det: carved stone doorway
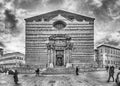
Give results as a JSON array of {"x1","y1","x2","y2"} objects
[{"x1": 56, "y1": 50, "x2": 64, "y2": 66}]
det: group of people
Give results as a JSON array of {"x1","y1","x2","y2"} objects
[
  {"x1": 76, "y1": 65, "x2": 120, "y2": 86},
  {"x1": 11, "y1": 68, "x2": 40, "y2": 85},
  {"x1": 106, "y1": 65, "x2": 120, "y2": 86},
  {"x1": 6, "y1": 66, "x2": 120, "y2": 85},
  {"x1": 106, "y1": 66, "x2": 115, "y2": 82},
  {"x1": 1, "y1": 69, "x2": 19, "y2": 84}
]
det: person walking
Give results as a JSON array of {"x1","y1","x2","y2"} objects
[
  {"x1": 107, "y1": 66, "x2": 115, "y2": 82},
  {"x1": 115, "y1": 72, "x2": 120, "y2": 86},
  {"x1": 76, "y1": 66, "x2": 79, "y2": 75},
  {"x1": 35, "y1": 68, "x2": 39, "y2": 76},
  {"x1": 13, "y1": 70, "x2": 18, "y2": 84},
  {"x1": 115, "y1": 67, "x2": 120, "y2": 86}
]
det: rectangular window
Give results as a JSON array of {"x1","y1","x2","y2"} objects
[
  {"x1": 111, "y1": 60, "x2": 113, "y2": 64},
  {"x1": 101, "y1": 48, "x2": 102, "y2": 53},
  {"x1": 111, "y1": 49, "x2": 112, "y2": 54},
  {"x1": 108, "y1": 48, "x2": 110, "y2": 53},
  {"x1": 105, "y1": 48, "x2": 106, "y2": 53}
]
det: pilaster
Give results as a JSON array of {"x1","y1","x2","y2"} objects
[
  {"x1": 64, "y1": 50, "x2": 66, "y2": 65},
  {"x1": 49, "y1": 49, "x2": 54, "y2": 68}
]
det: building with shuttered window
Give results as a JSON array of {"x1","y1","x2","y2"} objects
[
  {"x1": 0, "y1": 52, "x2": 25, "y2": 68},
  {"x1": 97, "y1": 44, "x2": 120, "y2": 67}
]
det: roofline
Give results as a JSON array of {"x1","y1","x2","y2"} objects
[
  {"x1": 24, "y1": 10, "x2": 54, "y2": 21},
  {"x1": 24, "y1": 9, "x2": 95, "y2": 21},
  {"x1": 2, "y1": 52, "x2": 24, "y2": 56},
  {"x1": 97, "y1": 44, "x2": 120, "y2": 50}
]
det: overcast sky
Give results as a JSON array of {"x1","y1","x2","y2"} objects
[{"x1": 0, "y1": 0, "x2": 120, "y2": 54}]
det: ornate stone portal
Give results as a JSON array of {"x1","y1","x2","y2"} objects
[{"x1": 47, "y1": 34, "x2": 73, "y2": 68}]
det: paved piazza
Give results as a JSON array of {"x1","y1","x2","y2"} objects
[{"x1": 0, "y1": 70, "x2": 119, "y2": 86}]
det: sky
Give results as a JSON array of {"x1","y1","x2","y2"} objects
[{"x1": 0, "y1": 0, "x2": 120, "y2": 54}]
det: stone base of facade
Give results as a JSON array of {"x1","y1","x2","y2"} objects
[
  {"x1": 48, "y1": 63, "x2": 54, "y2": 68},
  {"x1": 66, "y1": 63, "x2": 72, "y2": 68},
  {"x1": 42, "y1": 67, "x2": 75, "y2": 74}
]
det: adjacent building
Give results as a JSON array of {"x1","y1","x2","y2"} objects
[
  {"x1": 25, "y1": 10, "x2": 95, "y2": 68},
  {"x1": 0, "y1": 48, "x2": 3, "y2": 57},
  {"x1": 94, "y1": 49, "x2": 99, "y2": 66},
  {"x1": 97, "y1": 44, "x2": 120, "y2": 67},
  {"x1": 0, "y1": 52, "x2": 25, "y2": 68}
]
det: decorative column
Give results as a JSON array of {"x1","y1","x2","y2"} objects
[
  {"x1": 49, "y1": 50, "x2": 51, "y2": 63},
  {"x1": 49, "y1": 49, "x2": 54, "y2": 68},
  {"x1": 64, "y1": 50, "x2": 67, "y2": 66},
  {"x1": 69, "y1": 50, "x2": 71, "y2": 63},
  {"x1": 53, "y1": 50, "x2": 55, "y2": 66},
  {"x1": 66, "y1": 49, "x2": 72, "y2": 68},
  {"x1": 47, "y1": 50, "x2": 50, "y2": 66},
  {"x1": 68, "y1": 50, "x2": 70, "y2": 63},
  {"x1": 65, "y1": 50, "x2": 69, "y2": 63},
  {"x1": 66, "y1": 42, "x2": 73, "y2": 68},
  {"x1": 54, "y1": 50, "x2": 56, "y2": 66}
]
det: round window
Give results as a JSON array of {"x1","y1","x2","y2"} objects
[{"x1": 53, "y1": 20, "x2": 66, "y2": 30}]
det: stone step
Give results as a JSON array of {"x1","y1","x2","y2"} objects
[{"x1": 42, "y1": 67, "x2": 75, "y2": 74}]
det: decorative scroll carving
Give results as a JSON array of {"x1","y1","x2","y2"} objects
[
  {"x1": 47, "y1": 43, "x2": 55, "y2": 50},
  {"x1": 65, "y1": 42, "x2": 73, "y2": 50},
  {"x1": 47, "y1": 34, "x2": 73, "y2": 50},
  {"x1": 49, "y1": 34, "x2": 71, "y2": 41}
]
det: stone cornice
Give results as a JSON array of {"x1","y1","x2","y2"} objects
[{"x1": 25, "y1": 10, "x2": 95, "y2": 22}]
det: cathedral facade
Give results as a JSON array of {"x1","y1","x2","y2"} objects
[{"x1": 25, "y1": 10, "x2": 95, "y2": 68}]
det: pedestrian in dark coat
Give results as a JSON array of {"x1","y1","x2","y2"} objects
[
  {"x1": 13, "y1": 70, "x2": 18, "y2": 84},
  {"x1": 76, "y1": 66, "x2": 79, "y2": 75},
  {"x1": 107, "y1": 66, "x2": 115, "y2": 82},
  {"x1": 35, "y1": 68, "x2": 39, "y2": 76},
  {"x1": 115, "y1": 72, "x2": 120, "y2": 86}
]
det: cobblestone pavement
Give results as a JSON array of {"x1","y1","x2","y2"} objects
[{"x1": 0, "y1": 70, "x2": 119, "y2": 86}]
